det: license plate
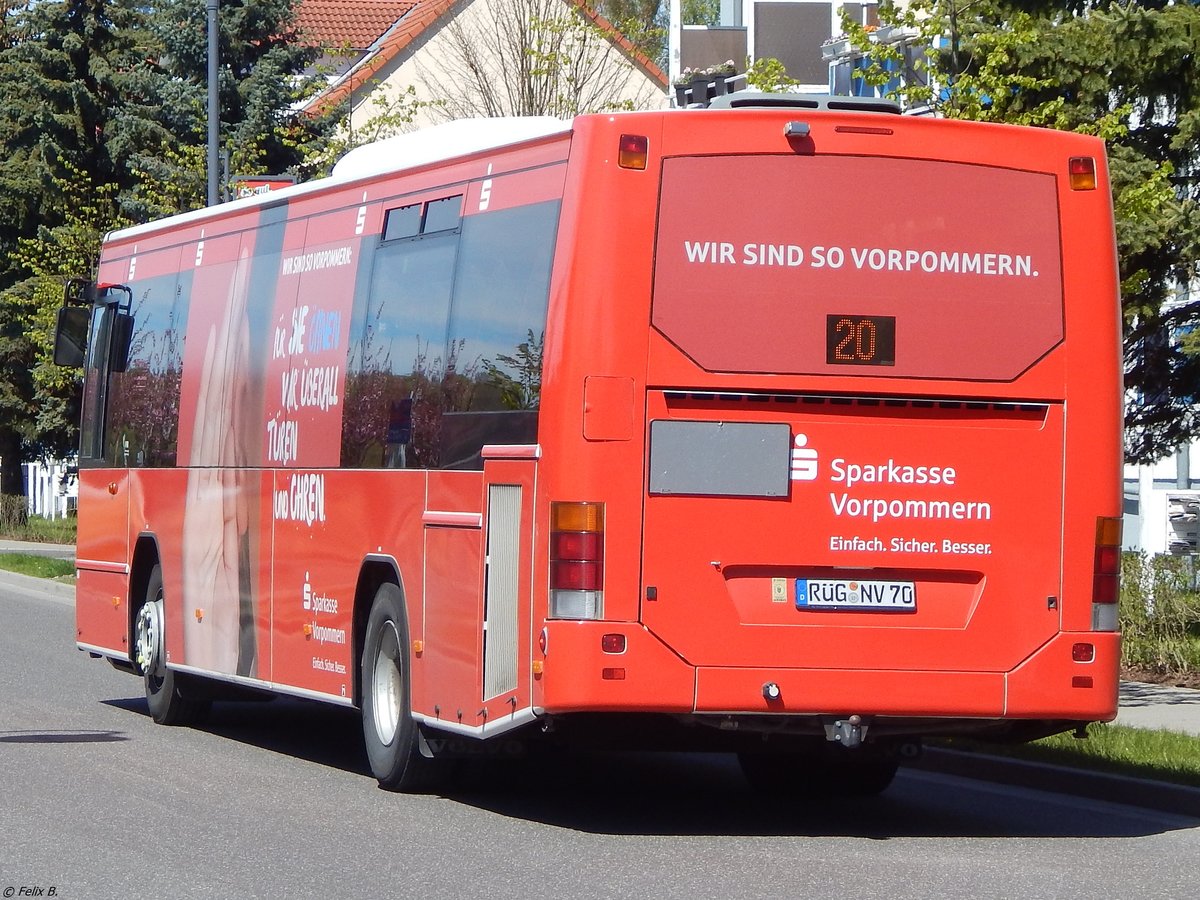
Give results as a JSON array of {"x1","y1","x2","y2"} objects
[{"x1": 795, "y1": 578, "x2": 916, "y2": 611}]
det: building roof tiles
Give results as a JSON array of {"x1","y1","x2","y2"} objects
[
  {"x1": 295, "y1": 0, "x2": 418, "y2": 51},
  {"x1": 300, "y1": 0, "x2": 667, "y2": 112}
]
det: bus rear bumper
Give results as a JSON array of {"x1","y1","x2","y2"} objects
[
  {"x1": 1005, "y1": 630, "x2": 1121, "y2": 721},
  {"x1": 539, "y1": 622, "x2": 1120, "y2": 725},
  {"x1": 694, "y1": 631, "x2": 1119, "y2": 722},
  {"x1": 694, "y1": 666, "x2": 1006, "y2": 717},
  {"x1": 538, "y1": 620, "x2": 696, "y2": 713}
]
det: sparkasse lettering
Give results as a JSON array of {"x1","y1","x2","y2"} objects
[
  {"x1": 830, "y1": 457, "x2": 956, "y2": 488},
  {"x1": 829, "y1": 494, "x2": 992, "y2": 523}
]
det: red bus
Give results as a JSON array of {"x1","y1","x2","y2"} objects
[{"x1": 57, "y1": 97, "x2": 1123, "y2": 794}]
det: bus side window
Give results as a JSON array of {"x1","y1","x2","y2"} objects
[
  {"x1": 103, "y1": 274, "x2": 189, "y2": 468},
  {"x1": 342, "y1": 225, "x2": 457, "y2": 469},
  {"x1": 439, "y1": 200, "x2": 560, "y2": 468},
  {"x1": 78, "y1": 306, "x2": 116, "y2": 462}
]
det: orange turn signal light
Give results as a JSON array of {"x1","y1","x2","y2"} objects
[
  {"x1": 551, "y1": 501, "x2": 604, "y2": 533},
  {"x1": 1069, "y1": 156, "x2": 1096, "y2": 191},
  {"x1": 618, "y1": 134, "x2": 648, "y2": 170}
]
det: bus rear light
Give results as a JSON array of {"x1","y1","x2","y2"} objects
[
  {"x1": 618, "y1": 134, "x2": 648, "y2": 170},
  {"x1": 1069, "y1": 157, "x2": 1097, "y2": 190},
  {"x1": 601, "y1": 667, "x2": 626, "y2": 680},
  {"x1": 550, "y1": 501, "x2": 604, "y2": 619},
  {"x1": 1091, "y1": 516, "x2": 1121, "y2": 631},
  {"x1": 1092, "y1": 574, "x2": 1120, "y2": 605},
  {"x1": 1072, "y1": 676, "x2": 1094, "y2": 688},
  {"x1": 550, "y1": 560, "x2": 602, "y2": 591},
  {"x1": 1072, "y1": 642, "x2": 1095, "y2": 663},
  {"x1": 601, "y1": 633, "x2": 626, "y2": 654},
  {"x1": 550, "y1": 531, "x2": 603, "y2": 560},
  {"x1": 552, "y1": 501, "x2": 604, "y2": 532}
]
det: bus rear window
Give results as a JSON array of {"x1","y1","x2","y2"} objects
[{"x1": 652, "y1": 155, "x2": 1064, "y2": 381}]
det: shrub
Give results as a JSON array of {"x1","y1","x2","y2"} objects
[
  {"x1": 0, "y1": 494, "x2": 28, "y2": 532},
  {"x1": 1120, "y1": 552, "x2": 1200, "y2": 674},
  {"x1": 0, "y1": 494, "x2": 75, "y2": 543}
]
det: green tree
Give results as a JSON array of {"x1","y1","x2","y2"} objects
[
  {"x1": 0, "y1": 0, "x2": 339, "y2": 488},
  {"x1": 19, "y1": 167, "x2": 127, "y2": 461},
  {"x1": 0, "y1": 1, "x2": 156, "y2": 281},
  {"x1": 132, "y1": 0, "x2": 339, "y2": 215},
  {"x1": 598, "y1": 0, "x2": 668, "y2": 65},
  {"x1": 680, "y1": 0, "x2": 720, "y2": 26},
  {"x1": 0, "y1": 0, "x2": 155, "y2": 492},
  {"x1": 842, "y1": 1, "x2": 1200, "y2": 463}
]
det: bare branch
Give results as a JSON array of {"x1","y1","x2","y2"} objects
[{"x1": 417, "y1": 0, "x2": 661, "y2": 119}]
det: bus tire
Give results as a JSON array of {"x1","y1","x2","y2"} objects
[
  {"x1": 738, "y1": 748, "x2": 899, "y2": 798},
  {"x1": 134, "y1": 564, "x2": 210, "y2": 726},
  {"x1": 361, "y1": 582, "x2": 448, "y2": 792}
]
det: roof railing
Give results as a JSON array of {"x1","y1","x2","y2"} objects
[{"x1": 706, "y1": 91, "x2": 901, "y2": 114}]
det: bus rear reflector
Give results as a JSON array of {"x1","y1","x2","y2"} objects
[
  {"x1": 601, "y1": 633, "x2": 626, "y2": 654},
  {"x1": 1091, "y1": 516, "x2": 1121, "y2": 631},
  {"x1": 550, "y1": 502, "x2": 604, "y2": 619},
  {"x1": 1069, "y1": 157, "x2": 1097, "y2": 190},
  {"x1": 618, "y1": 134, "x2": 648, "y2": 170}
]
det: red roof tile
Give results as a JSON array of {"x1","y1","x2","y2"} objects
[{"x1": 296, "y1": 0, "x2": 417, "y2": 50}]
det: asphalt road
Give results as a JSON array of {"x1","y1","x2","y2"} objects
[{"x1": 3, "y1": 578, "x2": 1200, "y2": 900}]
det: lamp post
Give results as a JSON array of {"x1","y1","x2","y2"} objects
[{"x1": 207, "y1": 0, "x2": 219, "y2": 206}]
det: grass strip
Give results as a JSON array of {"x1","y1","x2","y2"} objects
[
  {"x1": 0, "y1": 553, "x2": 76, "y2": 580},
  {"x1": 939, "y1": 722, "x2": 1200, "y2": 790},
  {"x1": 0, "y1": 517, "x2": 77, "y2": 544}
]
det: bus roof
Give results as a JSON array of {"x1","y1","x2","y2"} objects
[{"x1": 107, "y1": 116, "x2": 571, "y2": 244}]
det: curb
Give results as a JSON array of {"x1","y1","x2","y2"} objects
[
  {"x1": 910, "y1": 746, "x2": 1200, "y2": 819},
  {"x1": 0, "y1": 539, "x2": 75, "y2": 559}
]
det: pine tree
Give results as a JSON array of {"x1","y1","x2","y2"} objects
[
  {"x1": 0, "y1": 0, "x2": 154, "y2": 492},
  {"x1": 135, "y1": 0, "x2": 338, "y2": 213},
  {"x1": 0, "y1": 0, "x2": 338, "y2": 488}
]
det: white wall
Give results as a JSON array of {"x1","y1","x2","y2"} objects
[{"x1": 349, "y1": 0, "x2": 666, "y2": 134}]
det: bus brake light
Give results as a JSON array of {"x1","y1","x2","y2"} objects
[
  {"x1": 1091, "y1": 516, "x2": 1121, "y2": 630},
  {"x1": 618, "y1": 134, "x2": 648, "y2": 170},
  {"x1": 550, "y1": 502, "x2": 605, "y2": 619},
  {"x1": 1069, "y1": 157, "x2": 1097, "y2": 191}
]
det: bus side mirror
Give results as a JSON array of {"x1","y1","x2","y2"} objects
[
  {"x1": 111, "y1": 311, "x2": 133, "y2": 373},
  {"x1": 53, "y1": 306, "x2": 90, "y2": 368}
]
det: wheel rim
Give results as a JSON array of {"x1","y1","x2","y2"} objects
[
  {"x1": 135, "y1": 590, "x2": 165, "y2": 689},
  {"x1": 371, "y1": 620, "x2": 403, "y2": 746}
]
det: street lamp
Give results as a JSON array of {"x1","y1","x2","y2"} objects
[{"x1": 207, "y1": 0, "x2": 219, "y2": 206}]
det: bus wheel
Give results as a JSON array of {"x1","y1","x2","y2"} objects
[
  {"x1": 133, "y1": 564, "x2": 210, "y2": 726},
  {"x1": 361, "y1": 582, "x2": 448, "y2": 792},
  {"x1": 738, "y1": 748, "x2": 899, "y2": 798}
]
